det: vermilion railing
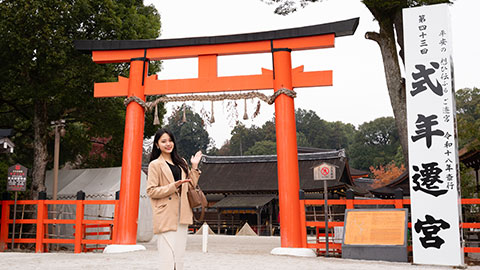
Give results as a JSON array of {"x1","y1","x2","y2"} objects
[
  {"x1": 0, "y1": 199, "x2": 119, "y2": 253},
  {"x1": 299, "y1": 198, "x2": 480, "y2": 254}
]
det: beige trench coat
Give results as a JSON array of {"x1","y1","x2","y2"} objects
[{"x1": 146, "y1": 155, "x2": 200, "y2": 234}]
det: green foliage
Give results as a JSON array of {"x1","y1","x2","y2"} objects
[
  {"x1": 325, "y1": 121, "x2": 356, "y2": 151},
  {"x1": 0, "y1": 160, "x2": 10, "y2": 197},
  {"x1": 452, "y1": 87, "x2": 480, "y2": 199},
  {"x1": 216, "y1": 109, "x2": 405, "y2": 173},
  {"x1": 456, "y1": 87, "x2": 480, "y2": 150},
  {"x1": 245, "y1": 140, "x2": 277, "y2": 155},
  {"x1": 348, "y1": 117, "x2": 402, "y2": 171},
  {"x1": 218, "y1": 109, "x2": 355, "y2": 156},
  {"x1": 295, "y1": 109, "x2": 327, "y2": 148},
  {"x1": 259, "y1": 120, "x2": 277, "y2": 142},
  {"x1": 460, "y1": 163, "x2": 476, "y2": 199},
  {"x1": 296, "y1": 132, "x2": 309, "y2": 147},
  {"x1": 164, "y1": 106, "x2": 211, "y2": 162},
  {"x1": 228, "y1": 122, "x2": 266, "y2": 156},
  {"x1": 216, "y1": 121, "x2": 276, "y2": 156},
  {"x1": 295, "y1": 109, "x2": 354, "y2": 150},
  {"x1": 456, "y1": 87, "x2": 480, "y2": 198},
  {"x1": 0, "y1": 0, "x2": 162, "y2": 195}
]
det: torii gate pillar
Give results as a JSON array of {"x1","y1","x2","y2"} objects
[
  {"x1": 272, "y1": 49, "x2": 303, "y2": 247},
  {"x1": 116, "y1": 59, "x2": 148, "y2": 244}
]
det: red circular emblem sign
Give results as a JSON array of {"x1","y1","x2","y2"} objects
[{"x1": 321, "y1": 167, "x2": 330, "y2": 176}]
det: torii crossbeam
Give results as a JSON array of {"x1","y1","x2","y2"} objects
[{"x1": 75, "y1": 17, "x2": 358, "y2": 249}]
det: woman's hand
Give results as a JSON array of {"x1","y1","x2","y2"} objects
[
  {"x1": 190, "y1": 150, "x2": 203, "y2": 169},
  {"x1": 175, "y1": 179, "x2": 192, "y2": 188}
]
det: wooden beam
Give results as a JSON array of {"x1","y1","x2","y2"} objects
[
  {"x1": 94, "y1": 76, "x2": 129, "y2": 98},
  {"x1": 91, "y1": 35, "x2": 335, "y2": 63},
  {"x1": 93, "y1": 66, "x2": 332, "y2": 97},
  {"x1": 144, "y1": 68, "x2": 273, "y2": 95}
]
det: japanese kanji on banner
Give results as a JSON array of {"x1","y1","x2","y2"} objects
[{"x1": 403, "y1": 4, "x2": 464, "y2": 266}]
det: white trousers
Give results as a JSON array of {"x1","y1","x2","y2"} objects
[{"x1": 156, "y1": 224, "x2": 188, "y2": 270}]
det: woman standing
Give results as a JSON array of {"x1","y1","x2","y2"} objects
[{"x1": 146, "y1": 128, "x2": 202, "y2": 270}]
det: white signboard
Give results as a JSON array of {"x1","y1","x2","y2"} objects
[
  {"x1": 403, "y1": 4, "x2": 463, "y2": 266},
  {"x1": 313, "y1": 163, "x2": 336, "y2": 180}
]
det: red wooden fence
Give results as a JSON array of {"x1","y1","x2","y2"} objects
[
  {"x1": 2, "y1": 197, "x2": 479, "y2": 254},
  {"x1": 0, "y1": 199, "x2": 118, "y2": 253},
  {"x1": 300, "y1": 198, "x2": 480, "y2": 255}
]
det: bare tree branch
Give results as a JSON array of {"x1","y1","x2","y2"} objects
[{"x1": 365, "y1": 31, "x2": 381, "y2": 43}]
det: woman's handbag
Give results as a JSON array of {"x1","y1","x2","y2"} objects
[{"x1": 187, "y1": 182, "x2": 207, "y2": 221}]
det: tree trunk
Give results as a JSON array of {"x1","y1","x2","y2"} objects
[
  {"x1": 365, "y1": 14, "x2": 409, "y2": 166},
  {"x1": 31, "y1": 100, "x2": 49, "y2": 200}
]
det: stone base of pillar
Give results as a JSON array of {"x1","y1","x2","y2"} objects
[
  {"x1": 103, "y1": 244, "x2": 146, "y2": 253},
  {"x1": 270, "y1": 247, "x2": 316, "y2": 257}
]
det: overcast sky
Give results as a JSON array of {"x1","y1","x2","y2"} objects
[{"x1": 143, "y1": 0, "x2": 480, "y2": 148}]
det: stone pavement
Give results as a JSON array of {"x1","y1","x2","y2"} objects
[{"x1": 0, "y1": 235, "x2": 477, "y2": 270}]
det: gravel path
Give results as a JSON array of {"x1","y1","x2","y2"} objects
[{"x1": 0, "y1": 235, "x2": 477, "y2": 270}]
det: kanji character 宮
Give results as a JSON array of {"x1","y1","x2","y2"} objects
[{"x1": 415, "y1": 215, "x2": 450, "y2": 249}]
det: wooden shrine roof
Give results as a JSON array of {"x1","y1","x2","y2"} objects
[
  {"x1": 198, "y1": 149, "x2": 357, "y2": 194},
  {"x1": 0, "y1": 129, "x2": 15, "y2": 154},
  {"x1": 369, "y1": 170, "x2": 410, "y2": 199},
  {"x1": 459, "y1": 146, "x2": 480, "y2": 170}
]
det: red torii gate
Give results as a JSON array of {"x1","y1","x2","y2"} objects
[{"x1": 75, "y1": 18, "x2": 358, "y2": 249}]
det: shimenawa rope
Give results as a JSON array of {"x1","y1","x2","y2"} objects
[{"x1": 123, "y1": 88, "x2": 297, "y2": 124}]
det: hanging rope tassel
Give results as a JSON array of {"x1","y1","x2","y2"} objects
[
  {"x1": 253, "y1": 100, "x2": 261, "y2": 118},
  {"x1": 243, "y1": 99, "x2": 248, "y2": 120},
  {"x1": 182, "y1": 104, "x2": 187, "y2": 123},
  {"x1": 210, "y1": 101, "x2": 215, "y2": 123},
  {"x1": 153, "y1": 103, "x2": 160, "y2": 125}
]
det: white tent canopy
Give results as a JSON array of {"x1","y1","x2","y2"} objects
[{"x1": 45, "y1": 167, "x2": 153, "y2": 243}]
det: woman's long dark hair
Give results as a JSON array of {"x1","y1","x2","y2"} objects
[{"x1": 149, "y1": 128, "x2": 189, "y2": 176}]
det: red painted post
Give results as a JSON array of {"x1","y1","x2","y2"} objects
[
  {"x1": 43, "y1": 203, "x2": 49, "y2": 253},
  {"x1": 35, "y1": 200, "x2": 45, "y2": 253},
  {"x1": 299, "y1": 200, "x2": 307, "y2": 248},
  {"x1": 272, "y1": 48, "x2": 303, "y2": 248},
  {"x1": 116, "y1": 59, "x2": 147, "y2": 244},
  {"x1": 74, "y1": 200, "x2": 84, "y2": 253},
  {"x1": 346, "y1": 199, "x2": 354, "y2": 209},
  {"x1": 394, "y1": 188, "x2": 403, "y2": 209},
  {"x1": 346, "y1": 189, "x2": 354, "y2": 209},
  {"x1": 0, "y1": 202, "x2": 9, "y2": 251},
  {"x1": 112, "y1": 200, "x2": 119, "y2": 243},
  {"x1": 394, "y1": 199, "x2": 403, "y2": 209}
]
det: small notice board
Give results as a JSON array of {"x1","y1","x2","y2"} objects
[
  {"x1": 7, "y1": 164, "x2": 27, "y2": 192},
  {"x1": 342, "y1": 208, "x2": 408, "y2": 262}
]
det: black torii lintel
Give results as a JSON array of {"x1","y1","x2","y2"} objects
[{"x1": 74, "y1": 18, "x2": 359, "y2": 52}]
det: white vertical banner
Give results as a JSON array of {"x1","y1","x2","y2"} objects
[{"x1": 403, "y1": 4, "x2": 464, "y2": 267}]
